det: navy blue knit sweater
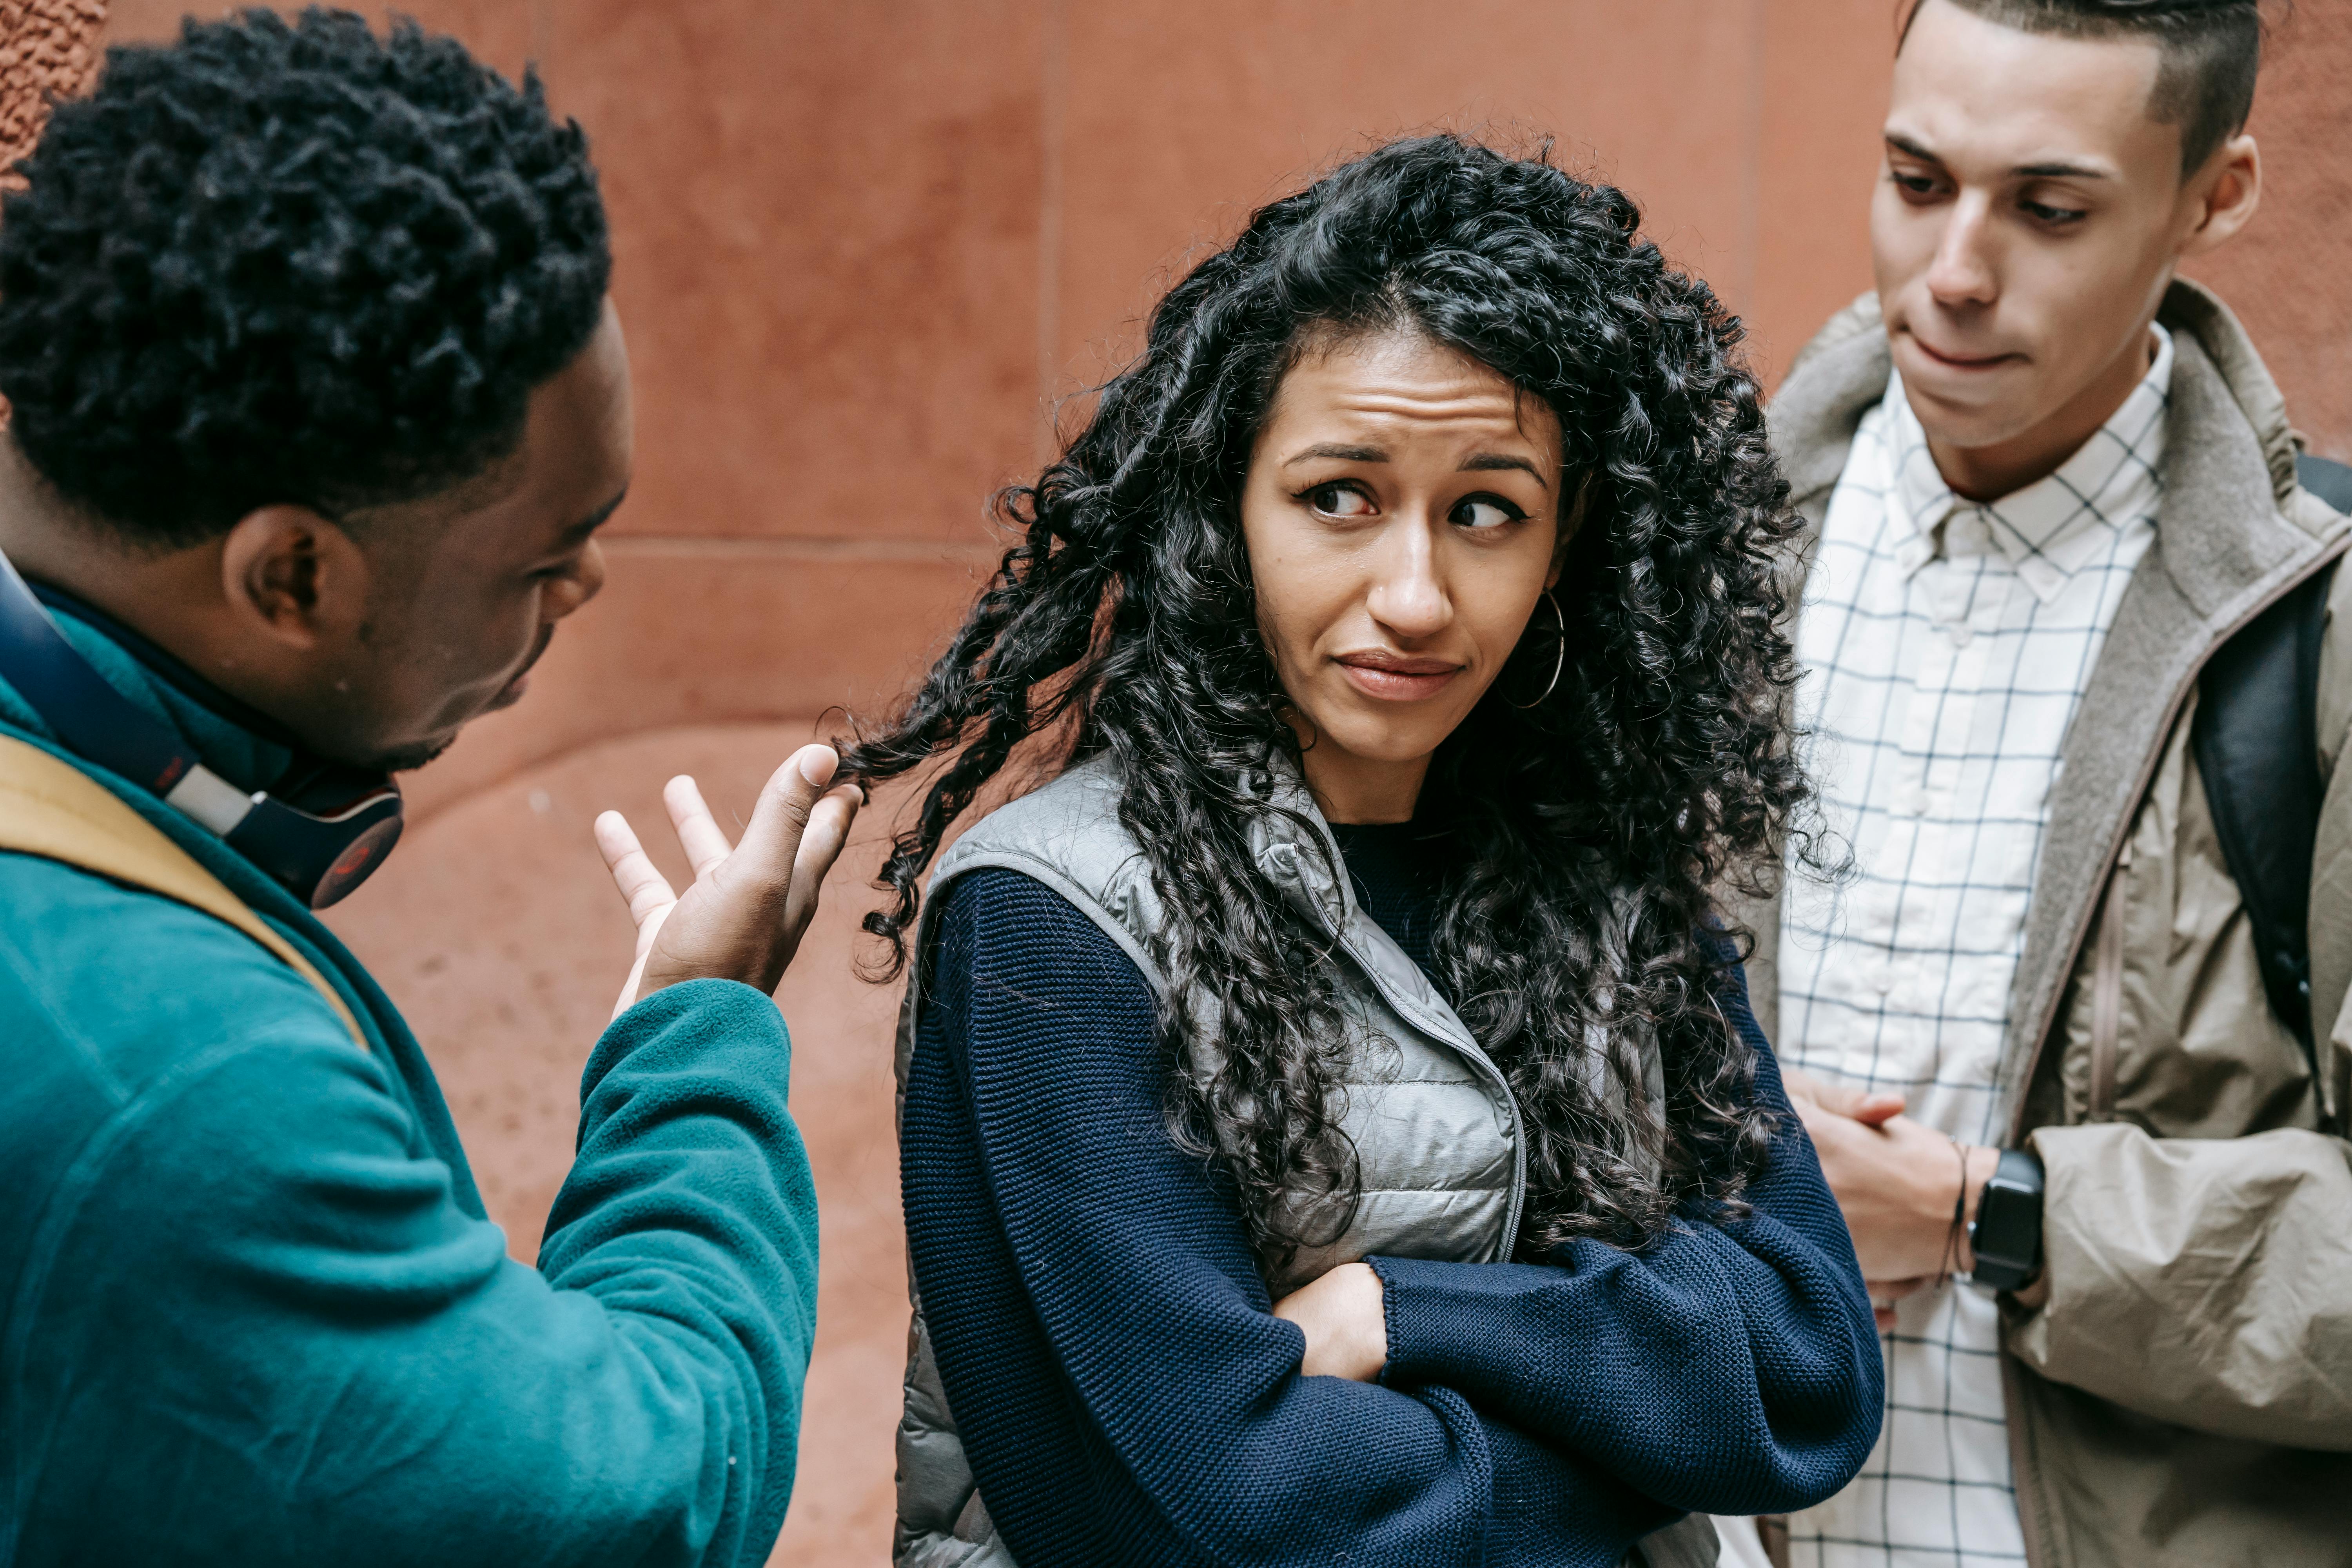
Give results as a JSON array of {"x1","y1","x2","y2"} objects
[{"x1": 901, "y1": 837, "x2": 1881, "y2": 1568}]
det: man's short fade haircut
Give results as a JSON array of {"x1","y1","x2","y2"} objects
[
  {"x1": 0, "y1": 7, "x2": 610, "y2": 548},
  {"x1": 1908, "y1": 0, "x2": 2269, "y2": 175}
]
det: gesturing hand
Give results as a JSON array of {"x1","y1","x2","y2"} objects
[
  {"x1": 1272, "y1": 1261, "x2": 1389, "y2": 1382},
  {"x1": 593, "y1": 744, "x2": 862, "y2": 1020}
]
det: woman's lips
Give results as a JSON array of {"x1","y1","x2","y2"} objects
[{"x1": 1334, "y1": 653, "x2": 1463, "y2": 702}]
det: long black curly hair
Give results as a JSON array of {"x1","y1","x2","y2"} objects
[
  {"x1": 845, "y1": 135, "x2": 1806, "y2": 1265},
  {"x1": 0, "y1": 7, "x2": 609, "y2": 547}
]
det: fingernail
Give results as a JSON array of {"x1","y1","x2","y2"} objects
[{"x1": 799, "y1": 747, "x2": 837, "y2": 786}]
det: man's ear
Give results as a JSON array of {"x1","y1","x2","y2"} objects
[
  {"x1": 2177, "y1": 132, "x2": 2261, "y2": 261},
  {"x1": 217, "y1": 505, "x2": 372, "y2": 652},
  {"x1": 1544, "y1": 471, "x2": 1594, "y2": 592}
]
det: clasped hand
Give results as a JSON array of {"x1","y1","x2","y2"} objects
[
  {"x1": 1272, "y1": 1260, "x2": 1388, "y2": 1382},
  {"x1": 1780, "y1": 1069, "x2": 2034, "y2": 1328},
  {"x1": 593, "y1": 743, "x2": 862, "y2": 1018}
]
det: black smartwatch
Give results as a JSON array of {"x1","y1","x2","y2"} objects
[{"x1": 1967, "y1": 1147, "x2": 2046, "y2": 1293}]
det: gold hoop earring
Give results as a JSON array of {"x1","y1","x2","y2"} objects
[{"x1": 1511, "y1": 590, "x2": 1566, "y2": 709}]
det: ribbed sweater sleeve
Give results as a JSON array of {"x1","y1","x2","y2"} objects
[
  {"x1": 1373, "y1": 960, "x2": 1884, "y2": 1517},
  {"x1": 902, "y1": 869, "x2": 1672, "y2": 1568}
]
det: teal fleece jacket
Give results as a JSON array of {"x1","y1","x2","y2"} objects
[{"x1": 0, "y1": 606, "x2": 820, "y2": 1566}]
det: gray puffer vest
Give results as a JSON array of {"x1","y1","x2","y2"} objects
[{"x1": 891, "y1": 755, "x2": 1717, "y2": 1568}]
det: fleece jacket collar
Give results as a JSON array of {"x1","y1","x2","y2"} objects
[{"x1": 0, "y1": 587, "x2": 298, "y2": 798}]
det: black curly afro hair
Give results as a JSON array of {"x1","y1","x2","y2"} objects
[{"x1": 0, "y1": 7, "x2": 610, "y2": 548}]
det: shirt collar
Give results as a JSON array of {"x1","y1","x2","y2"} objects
[{"x1": 1886, "y1": 322, "x2": 2173, "y2": 603}]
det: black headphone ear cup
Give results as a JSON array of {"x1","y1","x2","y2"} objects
[
  {"x1": 226, "y1": 786, "x2": 405, "y2": 908},
  {"x1": 311, "y1": 809, "x2": 404, "y2": 909}
]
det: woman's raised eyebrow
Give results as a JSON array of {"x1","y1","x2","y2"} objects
[
  {"x1": 1461, "y1": 452, "x2": 1549, "y2": 486},
  {"x1": 1283, "y1": 442, "x2": 1388, "y2": 466}
]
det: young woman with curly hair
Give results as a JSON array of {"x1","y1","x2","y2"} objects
[{"x1": 847, "y1": 136, "x2": 1882, "y2": 1568}]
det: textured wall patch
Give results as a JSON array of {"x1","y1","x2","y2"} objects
[{"x1": 2, "y1": 0, "x2": 106, "y2": 186}]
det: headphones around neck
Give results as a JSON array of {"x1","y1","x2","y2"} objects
[{"x1": 0, "y1": 545, "x2": 402, "y2": 908}]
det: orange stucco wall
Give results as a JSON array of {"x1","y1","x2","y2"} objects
[
  {"x1": 92, "y1": 0, "x2": 2352, "y2": 822},
  {"x1": 1, "y1": 1, "x2": 104, "y2": 174},
  {"x1": 44, "y1": 4, "x2": 2352, "y2": 1562}
]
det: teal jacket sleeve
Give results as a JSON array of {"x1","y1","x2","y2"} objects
[{"x1": 7, "y1": 971, "x2": 818, "y2": 1568}]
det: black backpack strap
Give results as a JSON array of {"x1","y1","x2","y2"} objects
[
  {"x1": 2191, "y1": 454, "x2": 2352, "y2": 1093},
  {"x1": 2302, "y1": 453, "x2": 2352, "y2": 515}
]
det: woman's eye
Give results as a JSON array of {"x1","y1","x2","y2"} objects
[
  {"x1": 1450, "y1": 495, "x2": 1525, "y2": 530},
  {"x1": 1304, "y1": 483, "x2": 1374, "y2": 518},
  {"x1": 1891, "y1": 171, "x2": 1941, "y2": 200}
]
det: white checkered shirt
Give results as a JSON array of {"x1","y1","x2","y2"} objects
[{"x1": 1776, "y1": 328, "x2": 2174, "y2": 1567}]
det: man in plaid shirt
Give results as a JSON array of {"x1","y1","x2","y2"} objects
[{"x1": 1720, "y1": 2, "x2": 2352, "y2": 1566}]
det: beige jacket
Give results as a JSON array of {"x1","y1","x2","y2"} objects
[{"x1": 1748, "y1": 280, "x2": 2352, "y2": 1567}]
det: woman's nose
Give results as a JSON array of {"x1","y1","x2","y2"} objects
[{"x1": 1365, "y1": 524, "x2": 1452, "y2": 640}]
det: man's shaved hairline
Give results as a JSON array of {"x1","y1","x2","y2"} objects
[{"x1": 1895, "y1": 0, "x2": 2271, "y2": 176}]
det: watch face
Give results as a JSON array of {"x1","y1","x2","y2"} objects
[{"x1": 1970, "y1": 1156, "x2": 2045, "y2": 1291}]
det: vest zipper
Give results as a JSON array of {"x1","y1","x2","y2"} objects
[
  {"x1": 1328, "y1": 926, "x2": 1530, "y2": 1253},
  {"x1": 1283, "y1": 804, "x2": 1532, "y2": 1254}
]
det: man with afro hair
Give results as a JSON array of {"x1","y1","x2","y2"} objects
[{"x1": 0, "y1": 11, "x2": 857, "y2": 1564}]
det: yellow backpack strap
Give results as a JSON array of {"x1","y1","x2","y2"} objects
[{"x1": 0, "y1": 734, "x2": 370, "y2": 1052}]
